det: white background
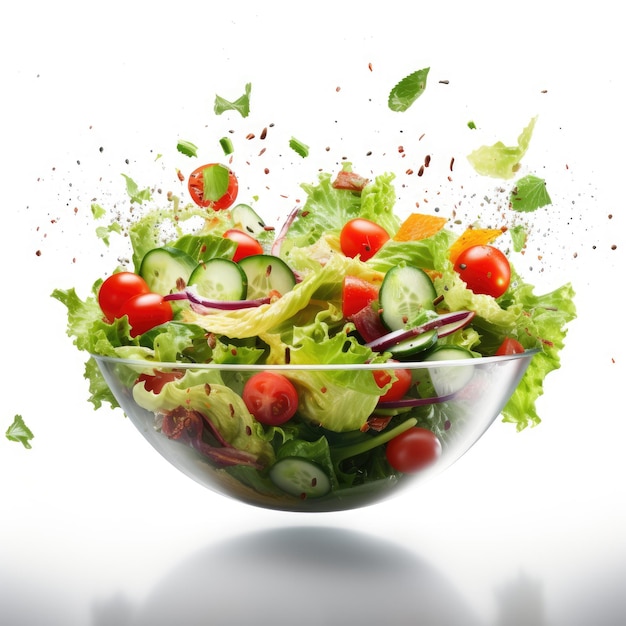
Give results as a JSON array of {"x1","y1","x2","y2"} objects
[{"x1": 1, "y1": 2, "x2": 624, "y2": 624}]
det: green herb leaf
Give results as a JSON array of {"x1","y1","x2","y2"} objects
[
  {"x1": 121, "y1": 174, "x2": 152, "y2": 204},
  {"x1": 510, "y1": 174, "x2": 552, "y2": 212},
  {"x1": 220, "y1": 136, "x2": 234, "y2": 155},
  {"x1": 467, "y1": 120, "x2": 476, "y2": 129},
  {"x1": 289, "y1": 137, "x2": 309, "y2": 158},
  {"x1": 6, "y1": 415, "x2": 34, "y2": 449},
  {"x1": 202, "y1": 164, "x2": 229, "y2": 202},
  {"x1": 177, "y1": 140, "x2": 198, "y2": 158},
  {"x1": 214, "y1": 83, "x2": 252, "y2": 118},
  {"x1": 509, "y1": 224, "x2": 527, "y2": 252},
  {"x1": 388, "y1": 67, "x2": 430, "y2": 112}
]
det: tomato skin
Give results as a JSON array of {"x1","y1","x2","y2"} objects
[
  {"x1": 188, "y1": 163, "x2": 238, "y2": 210},
  {"x1": 496, "y1": 337, "x2": 525, "y2": 356},
  {"x1": 136, "y1": 371, "x2": 184, "y2": 394},
  {"x1": 340, "y1": 218, "x2": 390, "y2": 261},
  {"x1": 332, "y1": 170, "x2": 369, "y2": 191},
  {"x1": 98, "y1": 272, "x2": 150, "y2": 322},
  {"x1": 223, "y1": 229, "x2": 264, "y2": 262},
  {"x1": 386, "y1": 427, "x2": 442, "y2": 473},
  {"x1": 454, "y1": 245, "x2": 511, "y2": 298},
  {"x1": 118, "y1": 292, "x2": 174, "y2": 337},
  {"x1": 373, "y1": 364, "x2": 412, "y2": 403},
  {"x1": 242, "y1": 372, "x2": 299, "y2": 426},
  {"x1": 342, "y1": 275, "x2": 380, "y2": 318}
]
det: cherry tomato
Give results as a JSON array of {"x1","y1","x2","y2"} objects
[
  {"x1": 98, "y1": 272, "x2": 150, "y2": 322},
  {"x1": 342, "y1": 275, "x2": 380, "y2": 318},
  {"x1": 136, "y1": 370, "x2": 184, "y2": 394},
  {"x1": 454, "y1": 245, "x2": 511, "y2": 298},
  {"x1": 495, "y1": 337, "x2": 525, "y2": 356},
  {"x1": 340, "y1": 218, "x2": 390, "y2": 261},
  {"x1": 118, "y1": 292, "x2": 174, "y2": 337},
  {"x1": 188, "y1": 163, "x2": 238, "y2": 210},
  {"x1": 223, "y1": 229, "x2": 264, "y2": 262},
  {"x1": 373, "y1": 363, "x2": 412, "y2": 403},
  {"x1": 386, "y1": 427, "x2": 442, "y2": 473},
  {"x1": 242, "y1": 372, "x2": 299, "y2": 426}
]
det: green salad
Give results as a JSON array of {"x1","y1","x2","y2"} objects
[{"x1": 53, "y1": 161, "x2": 576, "y2": 505}]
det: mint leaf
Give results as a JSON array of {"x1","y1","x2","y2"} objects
[
  {"x1": 214, "y1": 83, "x2": 252, "y2": 118},
  {"x1": 177, "y1": 140, "x2": 198, "y2": 158},
  {"x1": 388, "y1": 67, "x2": 430, "y2": 112},
  {"x1": 121, "y1": 174, "x2": 152, "y2": 204},
  {"x1": 510, "y1": 174, "x2": 552, "y2": 212},
  {"x1": 509, "y1": 224, "x2": 527, "y2": 252},
  {"x1": 6, "y1": 415, "x2": 34, "y2": 449}
]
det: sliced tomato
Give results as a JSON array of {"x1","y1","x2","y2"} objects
[
  {"x1": 223, "y1": 229, "x2": 264, "y2": 262},
  {"x1": 188, "y1": 163, "x2": 238, "y2": 210},
  {"x1": 342, "y1": 275, "x2": 380, "y2": 318},
  {"x1": 332, "y1": 170, "x2": 370, "y2": 192},
  {"x1": 373, "y1": 363, "x2": 413, "y2": 403},
  {"x1": 242, "y1": 372, "x2": 299, "y2": 426},
  {"x1": 136, "y1": 370, "x2": 184, "y2": 394},
  {"x1": 495, "y1": 337, "x2": 525, "y2": 356}
]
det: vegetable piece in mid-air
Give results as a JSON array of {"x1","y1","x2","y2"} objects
[
  {"x1": 453, "y1": 244, "x2": 511, "y2": 298},
  {"x1": 188, "y1": 163, "x2": 239, "y2": 210}
]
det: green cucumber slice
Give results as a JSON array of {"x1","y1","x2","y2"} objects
[
  {"x1": 139, "y1": 246, "x2": 197, "y2": 295},
  {"x1": 389, "y1": 329, "x2": 438, "y2": 359},
  {"x1": 269, "y1": 457, "x2": 331, "y2": 499},
  {"x1": 231, "y1": 203, "x2": 266, "y2": 237},
  {"x1": 421, "y1": 346, "x2": 475, "y2": 396},
  {"x1": 188, "y1": 258, "x2": 248, "y2": 300},
  {"x1": 379, "y1": 265, "x2": 437, "y2": 331},
  {"x1": 238, "y1": 254, "x2": 296, "y2": 299}
]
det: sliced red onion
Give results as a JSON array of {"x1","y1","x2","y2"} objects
[
  {"x1": 377, "y1": 392, "x2": 457, "y2": 409},
  {"x1": 365, "y1": 310, "x2": 475, "y2": 353},
  {"x1": 271, "y1": 206, "x2": 300, "y2": 257},
  {"x1": 164, "y1": 288, "x2": 271, "y2": 311}
]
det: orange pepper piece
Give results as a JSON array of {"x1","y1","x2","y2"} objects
[
  {"x1": 448, "y1": 227, "x2": 504, "y2": 264},
  {"x1": 393, "y1": 213, "x2": 448, "y2": 242}
]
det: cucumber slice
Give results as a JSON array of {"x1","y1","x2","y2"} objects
[
  {"x1": 238, "y1": 254, "x2": 296, "y2": 299},
  {"x1": 269, "y1": 457, "x2": 331, "y2": 499},
  {"x1": 379, "y1": 265, "x2": 437, "y2": 331},
  {"x1": 389, "y1": 329, "x2": 438, "y2": 359},
  {"x1": 421, "y1": 346, "x2": 475, "y2": 396},
  {"x1": 188, "y1": 258, "x2": 248, "y2": 300},
  {"x1": 139, "y1": 246, "x2": 197, "y2": 295},
  {"x1": 231, "y1": 203, "x2": 266, "y2": 237}
]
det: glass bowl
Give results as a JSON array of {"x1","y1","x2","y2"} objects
[{"x1": 93, "y1": 351, "x2": 536, "y2": 512}]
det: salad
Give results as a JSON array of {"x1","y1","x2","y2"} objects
[{"x1": 53, "y1": 160, "x2": 576, "y2": 507}]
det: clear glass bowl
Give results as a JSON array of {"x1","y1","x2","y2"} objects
[{"x1": 93, "y1": 351, "x2": 536, "y2": 512}]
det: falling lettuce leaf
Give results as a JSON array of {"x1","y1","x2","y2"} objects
[
  {"x1": 95, "y1": 222, "x2": 122, "y2": 247},
  {"x1": 6, "y1": 415, "x2": 34, "y2": 449},
  {"x1": 289, "y1": 137, "x2": 310, "y2": 158},
  {"x1": 121, "y1": 174, "x2": 152, "y2": 204},
  {"x1": 177, "y1": 140, "x2": 198, "y2": 158},
  {"x1": 91, "y1": 203, "x2": 106, "y2": 219},
  {"x1": 214, "y1": 83, "x2": 252, "y2": 118},
  {"x1": 510, "y1": 174, "x2": 552, "y2": 212},
  {"x1": 388, "y1": 67, "x2": 430, "y2": 112},
  {"x1": 509, "y1": 224, "x2": 527, "y2": 252},
  {"x1": 467, "y1": 116, "x2": 537, "y2": 179}
]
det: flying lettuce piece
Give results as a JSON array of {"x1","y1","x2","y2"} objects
[
  {"x1": 509, "y1": 174, "x2": 552, "y2": 212},
  {"x1": 5, "y1": 415, "x2": 34, "y2": 449},
  {"x1": 214, "y1": 83, "x2": 252, "y2": 118},
  {"x1": 467, "y1": 116, "x2": 537, "y2": 179}
]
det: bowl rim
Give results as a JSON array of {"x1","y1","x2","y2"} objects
[{"x1": 90, "y1": 348, "x2": 540, "y2": 371}]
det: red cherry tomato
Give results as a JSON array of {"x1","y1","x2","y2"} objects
[
  {"x1": 242, "y1": 372, "x2": 299, "y2": 426},
  {"x1": 98, "y1": 272, "x2": 150, "y2": 322},
  {"x1": 223, "y1": 229, "x2": 264, "y2": 262},
  {"x1": 495, "y1": 337, "x2": 525, "y2": 356},
  {"x1": 341, "y1": 275, "x2": 380, "y2": 318},
  {"x1": 118, "y1": 292, "x2": 174, "y2": 337},
  {"x1": 386, "y1": 427, "x2": 442, "y2": 473},
  {"x1": 340, "y1": 218, "x2": 390, "y2": 261},
  {"x1": 453, "y1": 245, "x2": 511, "y2": 298},
  {"x1": 188, "y1": 163, "x2": 238, "y2": 210},
  {"x1": 373, "y1": 364, "x2": 412, "y2": 403}
]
